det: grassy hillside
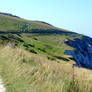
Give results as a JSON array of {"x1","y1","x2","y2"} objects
[
  {"x1": 0, "y1": 15, "x2": 26, "y2": 32},
  {"x1": 0, "y1": 14, "x2": 67, "y2": 32},
  {"x1": 0, "y1": 14, "x2": 82, "y2": 61},
  {"x1": 0, "y1": 14, "x2": 89, "y2": 92},
  {"x1": 0, "y1": 33, "x2": 82, "y2": 62},
  {"x1": 0, "y1": 45, "x2": 92, "y2": 92}
]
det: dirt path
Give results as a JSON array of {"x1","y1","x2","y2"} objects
[{"x1": 0, "y1": 78, "x2": 6, "y2": 92}]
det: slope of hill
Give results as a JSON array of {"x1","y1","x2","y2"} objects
[
  {"x1": 0, "y1": 13, "x2": 92, "y2": 91},
  {"x1": 0, "y1": 14, "x2": 82, "y2": 62},
  {"x1": 0, "y1": 45, "x2": 92, "y2": 92},
  {"x1": 0, "y1": 14, "x2": 75, "y2": 32}
]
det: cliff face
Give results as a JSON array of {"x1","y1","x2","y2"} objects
[{"x1": 64, "y1": 36, "x2": 92, "y2": 69}]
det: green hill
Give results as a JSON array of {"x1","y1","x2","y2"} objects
[
  {"x1": 1, "y1": 13, "x2": 90, "y2": 92},
  {"x1": 0, "y1": 14, "x2": 82, "y2": 62},
  {"x1": 0, "y1": 14, "x2": 67, "y2": 32}
]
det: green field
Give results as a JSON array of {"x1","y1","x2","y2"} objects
[{"x1": 0, "y1": 14, "x2": 82, "y2": 61}]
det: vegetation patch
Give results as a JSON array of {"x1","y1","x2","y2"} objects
[{"x1": 0, "y1": 46, "x2": 91, "y2": 92}]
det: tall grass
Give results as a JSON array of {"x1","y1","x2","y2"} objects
[{"x1": 0, "y1": 45, "x2": 92, "y2": 92}]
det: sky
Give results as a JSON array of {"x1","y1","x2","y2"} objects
[{"x1": 0, "y1": 0, "x2": 92, "y2": 37}]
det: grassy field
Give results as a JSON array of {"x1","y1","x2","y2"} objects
[
  {"x1": 0, "y1": 45, "x2": 92, "y2": 92},
  {"x1": 0, "y1": 33, "x2": 78, "y2": 62},
  {"x1": 0, "y1": 15, "x2": 68, "y2": 32},
  {"x1": 0, "y1": 15, "x2": 26, "y2": 32},
  {"x1": 0, "y1": 14, "x2": 82, "y2": 61}
]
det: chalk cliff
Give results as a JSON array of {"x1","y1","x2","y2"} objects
[{"x1": 64, "y1": 36, "x2": 92, "y2": 69}]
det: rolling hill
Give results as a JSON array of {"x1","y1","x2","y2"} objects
[
  {"x1": 0, "y1": 13, "x2": 82, "y2": 62},
  {"x1": 0, "y1": 13, "x2": 92, "y2": 92}
]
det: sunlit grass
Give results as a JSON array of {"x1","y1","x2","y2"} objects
[{"x1": 0, "y1": 45, "x2": 92, "y2": 92}]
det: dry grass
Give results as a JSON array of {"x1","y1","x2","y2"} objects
[{"x1": 0, "y1": 45, "x2": 92, "y2": 92}]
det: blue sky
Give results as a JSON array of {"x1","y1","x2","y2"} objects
[{"x1": 0, "y1": 0, "x2": 92, "y2": 37}]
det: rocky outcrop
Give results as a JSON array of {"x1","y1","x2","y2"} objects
[{"x1": 64, "y1": 36, "x2": 92, "y2": 69}]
